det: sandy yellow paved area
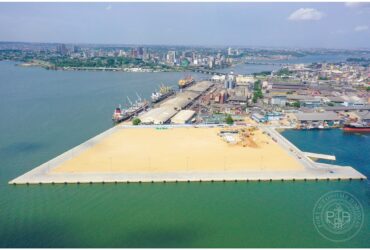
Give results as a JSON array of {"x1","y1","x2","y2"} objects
[{"x1": 53, "y1": 127, "x2": 304, "y2": 173}]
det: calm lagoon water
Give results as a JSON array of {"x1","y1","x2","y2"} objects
[{"x1": 0, "y1": 61, "x2": 369, "y2": 247}]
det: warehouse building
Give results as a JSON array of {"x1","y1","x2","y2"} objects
[
  {"x1": 350, "y1": 111, "x2": 370, "y2": 124},
  {"x1": 139, "y1": 107, "x2": 177, "y2": 125},
  {"x1": 290, "y1": 111, "x2": 342, "y2": 126},
  {"x1": 171, "y1": 110, "x2": 196, "y2": 124},
  {"x1": 161, "y1": 91, "x2": 200, "y2": 110},
  {"x1": 186, "y1": 81, "x2": 214, "y2": 93}
]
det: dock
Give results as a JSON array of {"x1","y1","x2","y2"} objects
[
  {"x1": 9, "y1": 124, "x2": 366, "y2": 185},
  {"x1": 303, "y1": 152, "x2": 336, "y2": 161}
]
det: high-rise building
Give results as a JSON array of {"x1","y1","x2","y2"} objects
[
  {"x1": 131, "y1": 48, "x2": 138, "y2": 58},
  {"x1": 227, "y1": 47, "x2": 233, "y2": 56},
  {"x1": 137, "y1": 47, "x2": 144, "y2": 58},
  {"x1": 56, "y1": 44, "x2": 68, "y2": 56},
  {"x1": 208, "y1": 56, "x2": 214, "y2": 69},
  {"x1": 224, "y1": 72, "x2": 236, "y2": 89},
  {"x1": 73, "y1": 46, "x2": 80, "y2": 53},
  {"x1": 118, "y1": 50, "x2": 126, "y2": 57},
  {"x1": 166, "y1": 51, "x2": 176, "y2": 65}
]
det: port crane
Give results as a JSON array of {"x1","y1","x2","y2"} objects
[
  {"x1": 135, "y1": 92, "x2": 142, "y2": 102},
  {"x1": 127, "y1": 96, "x2": 133, "y2": 106}
]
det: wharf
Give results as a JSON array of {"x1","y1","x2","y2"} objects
[{"x1": 9, "y1": 124, "x2": 366, "y2": 185}]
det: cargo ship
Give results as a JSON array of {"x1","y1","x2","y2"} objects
[
  {"x1": 112, "y1": 97, "x2": 148, "y2": 124},
  {"x1": 151, "y1": 85, "x2": 175, "y2": 103},
  {"x1": 178, "y1": 76, "x2": 195, "y2": 89},
  {"x1": 343, "y1": 123, "x2": 370, "y2": 132},
  {"x1": 112, "y1": 106, "x2": 127, "y2": 123}
]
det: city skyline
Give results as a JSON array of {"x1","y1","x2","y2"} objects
[{"x1": 0, "y1": 2, "x2": 370, "y2": 49}]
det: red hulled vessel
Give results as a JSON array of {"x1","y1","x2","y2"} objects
[{"x1": 343, "y1": 123, "x2": 370, "y2": 132}]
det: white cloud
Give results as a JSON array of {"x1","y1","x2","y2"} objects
[
  {"x1": 345, "y1": 2, "x2": 361, "y2": 8},
  {"x1": 288, "y1": 8, "x2": 324, "y2": 21},
  {"x1": 105, "y1": 5, "x2": 112, "y2": 11},
  {"x1": 354, "y1": 25, "x2": 368, "y2": 32},
  {"x1": 345, "y1": 2, "x2": 370, "y2": 8},
  {"x1": 331, "y1": 29, "x2": 346, "y2": 35}
]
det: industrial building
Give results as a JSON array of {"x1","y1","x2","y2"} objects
[
  {"x1": 350, "y1": 111, "x2": 370, "y2": 124},
  {"x1": 290, "y1": 111, "x2": 342, "y2": 124},
  {"x1": 186, "y1": 81, "x2": 214, "y2": 93},
  {"x1": 161, "y1": 91, "x2": 200, "y2": 110},
  {"x1": 270, "y1": 95, "x2": 287, "y2": 107},
  {"x1": 139, "y1": 81, "x2": 213, "y2": 125},
  {"x1": 139, "y1": 107, "x2": 177, "y2": 125},
  {"x1": 170, "y1": 110, "x2": 196, "y2": 124}
]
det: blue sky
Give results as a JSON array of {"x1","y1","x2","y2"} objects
[{"x1": 0, "y1": 2, "x2": 369, "y2": 48}]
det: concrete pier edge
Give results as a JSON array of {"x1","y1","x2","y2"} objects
[{"x1": 9, "y1": 125, "x2": 367, "y2": 185}]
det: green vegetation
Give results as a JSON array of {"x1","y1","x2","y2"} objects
[
  {"x1": 347, "y1": 57, "x2": 370, "y2": 67},
  {"x1": 319, "y1": 76, "x2": 329, "y2": 81},
  {"x1": 253, "y1": 71, "x2": 271, "y2": 77},
  {"x1": 366, "y1": 86, "x2": 370, "y2": 92},
  {"x1": 276, "y1": 68, "x2": 293, "y2": 76},
  {"x1": 48, "y1": 56, "x2": 171, "y2": 70},
  {"x1": 252, "y1": 80, "x2": 263, "y2": 103},
  {"x1": 291, "y1": 101, "x2": 300, "y2": 108},
  {"x1": 225, "y1": 115, "x2": 234, "y2": 125},
  {"x1": 327, "y1": 102, "x2": 334, "y2": 106},
  {"x1": 132, "y1": 118, "x2": 141, "y2": 126}
]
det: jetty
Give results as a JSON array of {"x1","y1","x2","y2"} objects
[{"x1": 303, "y1": 152, "x2": 336, "y2": 161}]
